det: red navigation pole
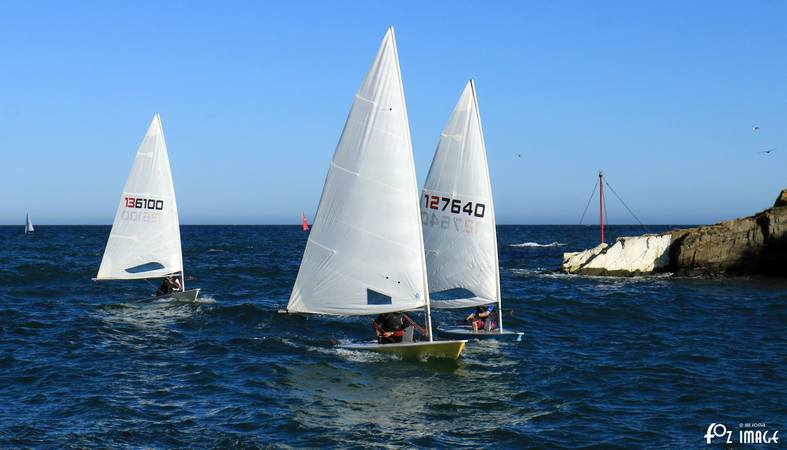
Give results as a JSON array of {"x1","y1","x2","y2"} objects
[{"x1": 599, "y1": 170, "x2": 605, "y2": 244}]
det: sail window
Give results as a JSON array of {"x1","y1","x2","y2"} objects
[
  {"x1": 367, "y1": 289, "x2": 392, "y2": 305},
  {"x1": 125, "y1": 262, "x2": 165, "y2": 274},
  {"x1": 431, "y1": 288, "x2": 477, "y2": 300}
]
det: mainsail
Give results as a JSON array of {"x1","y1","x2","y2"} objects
[
  {"x1": 420, "y1": 80, "x2": 500, "y2": 309},
  {"x1": 25, "y1": 213, "x2": 34, "y2": 233},
  {"x1": 95, "y1": 114, "x2": 183, "y2": 280},
  {"x1": 287, "y1": 28, "x2": 429, "y2": 316}
]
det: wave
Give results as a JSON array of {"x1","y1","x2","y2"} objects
[
  {"x1": 508, "y1": 242, "x2": 566, "y2": 248},
  {"x1": 510, "y1": 267, "x2": 674, "y2": 280}
]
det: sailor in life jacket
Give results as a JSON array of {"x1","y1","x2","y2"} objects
[
  {"x1": 466, "y1": 304, "x2": 497, "y2": 332},
  {"x1": 373, "y1": 312, "x2": 406, "y2": 344},
  {"x1": 156, "y1": 275, "x2": 182, "y2": 297}
]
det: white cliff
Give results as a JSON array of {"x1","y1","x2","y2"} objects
[{"x1": 562, "y1": 234, "x2": 672, "y2": 276}]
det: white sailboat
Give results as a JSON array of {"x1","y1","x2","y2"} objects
[
  {"x1": 94, "y1": 114, "x2": 199, "y2": 302},
  {"x1": 421, "y1": 80, "x2": 522, "y2": 340},
  {"x1": 284, "y1": 28, "x2": 467, "y2": 359},
  {"x1": 25, "y1": 213, "x2": 34, "y2": 234}
]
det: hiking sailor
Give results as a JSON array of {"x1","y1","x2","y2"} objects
[
  {"x1": 155, "y1": 275, "x2": 182, "y2": 297},
  {"x1": 373, "y1": 312, "x2": 407, "y2": 344},
  {"x1": 466, "y1": 304, "x2": 497, "y2": 332}
]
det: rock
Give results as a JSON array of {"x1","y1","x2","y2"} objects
[
  {"x1": 562, "y1": 234, "x2": 671, "y2": 276},
  {"x1": 669, "y1": 203, "x2": 787, "y2": 276},
  {"x1": 775, "y1": 189, "x2": 787, "y2": 207},
  {"x1": 562, "y1": 188, "x2": 787, "y2": 278},
  {"x1": 562, "y1": 243, "x2": 608, "y2": 273}
]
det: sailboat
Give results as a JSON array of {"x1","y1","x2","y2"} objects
[
  {"x1": 25, "y1": 213, "x2": 34, "y2": 234},
  {"x1": 301, "y1": 212, "x2": 309, "y2": 231},
  {"x1": 283, "y1": 28, "x2": 467, "y2": 359},
  {"x1": 421, "y1": 80, "x2": 522, "y2": 341},
  {"x1": 94, "y1": 114, "x2": 200, "y2": 302}
]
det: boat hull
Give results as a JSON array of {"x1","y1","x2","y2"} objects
[
  {"x1": 438, "y1": 326, "x2": 523, "y2": 341},
  {"x1": 150, "y1": 288, "x2": 201, "y2": 302},
  {"x1": 339, "y1": 339, "x2": 467, "y2": 360}
]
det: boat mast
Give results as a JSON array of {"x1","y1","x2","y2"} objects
[
  {"x1": 599, "y1": 170, "x2": 605, "y2": 244},
  {"x1": 470, "y1": 79, "x2": 504, "y2": 333},
  {"x1": 388, "y1": 26, "x2": 434, "y2": 342},
  {"x1": 157, "y1": 113, "x2": 185, "y2": 292}
]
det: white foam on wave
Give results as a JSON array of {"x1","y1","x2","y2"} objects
[
  {"x1": 334, "y1": 346, "x2": 393, "y2": 363},
  {"x1": 509, "y1": 242, "x2": 567, "y2": 248},
  {"x1": 193, "y1": 295, "x2": 217, "y2": 304},
  {"x1": 282, "y1": 337, "x2": 395, "y2": 363},
  {"x1": 510, "y1": 267, "x2": 674, "y2": 281}
]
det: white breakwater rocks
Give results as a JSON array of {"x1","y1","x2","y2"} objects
[{"x1": 562, "y1": 234, "x2": 672, "y2": 276}]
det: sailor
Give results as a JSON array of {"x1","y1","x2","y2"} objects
[
  {"x1": 155, "y1": 275, "x2": 182, "y2": 296},
  {"x1": 373, "y1": 312, "x2": 406, "y2": 344},
  {"x1": 466, "y1": 304, "x2": 496, "y2": 332}
]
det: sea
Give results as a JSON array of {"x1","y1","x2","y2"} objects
[{"x1": 1, "y1": 225, "x2": 785, "y2": 449}]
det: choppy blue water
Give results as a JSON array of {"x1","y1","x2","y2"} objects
[{"x1": 1, "y1": 225, "x2": 785, "y2": 449}]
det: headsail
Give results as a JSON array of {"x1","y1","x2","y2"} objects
[
  {"x1": 420, "y1": 80, "x2": 500, "y2": 309},
  {"x1": 95, "y1": 114, "x2": 183, "y2": 280},
  {"x1": 25, "y1": 213, "x2": 34, "y2": 233},
  {"x1": 287, "y1": 28, "x2": 429, "y2": 316}
]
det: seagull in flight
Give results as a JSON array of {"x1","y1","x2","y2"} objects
[
  {"x1": 753, "y1": 126, "x2": 760, "y2": 131},
  {"x1": 759, "y1": 148, "x2": 776, "y2": 154}
]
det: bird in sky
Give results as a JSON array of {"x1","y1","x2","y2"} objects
[
  {"x1": 517, "y1": 154, "x2": 522, "y2": 158},
  {"x1": 752, "y1": 126, "x2": 760, "y2": 131},
  {"x1": 758, "y1": 148, "x2": 776, "y2": 154}
]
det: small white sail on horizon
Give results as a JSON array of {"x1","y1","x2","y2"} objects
[
  {"x1": 25, "y1": 213, "x2": 34, "y2": 234},
  {"x1": 286, "y1": 28, "x2": 430, "y2": 317},
  {"x1": 95, "y1": 114, "x2": 184, "y2": 281},
  {"x1": 420, "y1": 80, "x2": 501, "y2": 311}
]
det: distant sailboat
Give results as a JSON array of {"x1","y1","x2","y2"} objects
[
  {"x1": 421, "y1": 80, "x2": 522, "y2": 340},
  {"x1": 25, "y1": 213, "x2": 34, "y2": 234},
  {"x1": 301, "y1": 212, "x2": 309, "y2": 231},
  {"x1": 94, "y1": 114, "x2": 200, "y2": 301},
  {"x1": 283, "y1": 28, "x2": 467, "y2": 359}
]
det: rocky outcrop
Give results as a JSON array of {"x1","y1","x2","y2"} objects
[
  {"x1": 774, "y1": 189, "x2": 787, "y2": 207},
  {"x1": 563, "y1": 189, "x2": 787, "y2": 277},
  {"x1": 668, "y1": 203, "x2": 787, "y2": 276},
  {"x1": 562, "y1": 242, "x2": 608, "y2": 273},
  {"x1": 562, "y1": 234, "x2": 671, "y2": 276}
]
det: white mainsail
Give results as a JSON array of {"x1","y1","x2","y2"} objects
[
  {"x1": 95, "y1": 114, "x2": 183, "y2": 280},
  {"x1": 420, "y1": 80, "x2": 501, "y2": 309},
  {"x1": 287, "y1": 28, "x2": 429, "y2": 316},
  {"x1": 25, "y1": 213, "x2": 34, "y2": 233}
]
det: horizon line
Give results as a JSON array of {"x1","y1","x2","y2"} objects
[{"x1": 0, "y1": 223, "x2": 699, "y2": 227}]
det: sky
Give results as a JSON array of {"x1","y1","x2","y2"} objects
[{"x1": 1, "y1": 1, "x2": 785, "y2": 225}]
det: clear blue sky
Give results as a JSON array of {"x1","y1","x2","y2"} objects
[{"x1": 1, "y1": 1, "x2": 785, "y2": 225}]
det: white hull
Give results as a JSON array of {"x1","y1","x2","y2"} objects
[
  {"x1": 438, "y1": 325, "x2": 523, "y2": 341},
  {"x1": 148, "y1": 288, "x2": 200, "y2": 302},
  {"x1": 338, "y1": 339, "x2": 467, "y2": 360}
]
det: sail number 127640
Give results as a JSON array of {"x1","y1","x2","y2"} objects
[{"x1": 423, "y1": 194, "x2": 485, "y2": 218}]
